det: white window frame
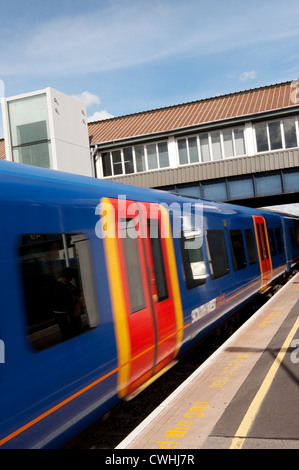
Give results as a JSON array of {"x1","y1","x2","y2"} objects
[
  {"x1": 176, "y1": 126, "x2": 247, "y2": 166},
  {"x1": 101, "y1": 141, "x2": 170, "y2": 177},
  {"x1": 254, "y1": 116, "x2": 299, "y2": 154}
]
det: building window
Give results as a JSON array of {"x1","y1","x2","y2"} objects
[
  {"x1": 135, "y1": 145, "x2": 146, "y2": 172},
  {"x1": 178, "y1": 137, "x2": 199, "y2": 165},
  {"x1": 211, "y1": 131, "x2": 222, "y2": 160},
  {"x1": 255, "y1": 116, "x2": 298, "y2": 153},
  {"x1": 8, "y1": 93, "x2": 52, "y2": 169},
  {"x1": 112, "y1": 150, "x2": 122, "y2": 175},
  {"x1": 19, "y1": 233, "x2": 98, "y2": 351},
  {"x1": 200, "y1": 133, "x2": 210, "y2": 162},
  {"x1": 101, "y1": 141, "x2": 169, "y2": 177},
  {"x1": 177, "y1": 127, "x2": 246, "y2": 166}
]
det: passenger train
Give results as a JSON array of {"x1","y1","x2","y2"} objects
[{"x1": 0, "y1": 160, "x2": 298, "y2": 448}]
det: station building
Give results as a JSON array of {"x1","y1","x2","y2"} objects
[{"x1": 89, "y1": 80, "x2": 299, "y2": 207}]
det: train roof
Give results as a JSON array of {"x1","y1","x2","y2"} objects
[{"x1": 0, "y1": 160, "x2": 287, "y2": 221}]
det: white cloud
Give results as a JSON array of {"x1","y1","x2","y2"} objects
[
  {"x1": 239, "y1": 71, "x2": 257, "y2": 82},
  {"x1": 88, "y1": 110, "x2": 114, "y2": 122},
  {"x1": 72, "y1": 91, "x2": 100, "y2": 107},
  {"x1": 71, "y1": 91, "x2": 114, "y2": 122}
]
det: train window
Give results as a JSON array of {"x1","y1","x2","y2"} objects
[
  {"x1": 206, "y1": 230, "x2": 229, "y2": 279},
  {"x1": 120, "y1": 219, "x2": 146, "y2": 313},
  {"x1": 275, "y1": 228, "x2": 284, "y2": 253},
  {"x1": 268, "y1": 228, "x2": 277, "y2": 256},
  {"x1": 260, "y1": 223, "x2": 269, "y2": 259},
  {"x1": 229, "y1": 230, "x2": 246, "y2": 271},
  {"x1": 245, "y1": 229, "x2": 257, "y2": 265},
  {"x1": 149, "y1": 219, "x2": 168, "y2": 302},
  {"x1": 181, "y1": 229, "x2": 207, "y2": 289},
  {"x1": 19, "y1": 233, "x2": 98, "y2": 351}
]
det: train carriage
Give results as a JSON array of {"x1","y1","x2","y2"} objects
[{"x1": 0, "y1": 160, "x2": 298, "y2": 448}]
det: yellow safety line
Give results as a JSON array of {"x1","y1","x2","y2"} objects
[{"x1": 230, "y1": 315, "x2": 299, "y2": 449}]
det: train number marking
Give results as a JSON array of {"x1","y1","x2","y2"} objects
[{"x1": 191, "y1": 299, "x2": 216, "y2": 323}]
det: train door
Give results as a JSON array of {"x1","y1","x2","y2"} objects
[
  {"x1": 101, "y1": 197, "x2": 183, "y2": 397},
  {"x1": 253, "y1": 215, "x2": 272, "y2": 290}
]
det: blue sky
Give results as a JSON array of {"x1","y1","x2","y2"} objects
[{"x1": 1, "y1": 0, "x2": 299, "y2": 213}]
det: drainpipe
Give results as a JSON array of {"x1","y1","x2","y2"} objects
[{"x1": 90, "y1": 145, "x2": 98, "y2": 178}]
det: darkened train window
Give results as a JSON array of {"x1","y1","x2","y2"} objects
[
  {"x1": 289, "y1": 223, "x2": 299, "y2": 249},
  {"x1": 245, "y1": 229, "x2": 257, "y2": 265},
  {"x1": 206, "y1": 230, "x2": 229, "y2": 279},
  {"x1": 149, "y1": 219, "x2": 168, "y2": 301},
  {"x1": 275, "y1": 228, "x2": 283, "y2": 253},
  {"x1": 120, "y1": 219, "x2": 146, "y2": 313},
  {"x1": 290, "y1": 227, "x2": 296, "y2": 248},
  {"x1": 181, "y1": 229, "x2": 207, "y2": 289},
  {"x1": 268, "y1": 228, "x2": 277, "y2": 256},
  {"x1": 229, "y1": 230, "x2": 246, "y2": 271},
  {"x1": 19, "y1": 233, "x2": 98, "y2": 351}
]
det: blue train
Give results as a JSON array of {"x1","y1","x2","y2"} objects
[{"x1": 0, "y1": 160, "x2": 298, "y2": 448}]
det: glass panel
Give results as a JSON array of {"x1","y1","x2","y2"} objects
[
  {"x1": 112, "y1": 150, "x2": 122, "y2": 175},
  {"x1": 177, "y1": 184, "x2": 201, "y2": 198},
  {"x1": 206, "y1": 230, "x2": 229, "y2": 279},
  {"x1": 229, "y1": 230, "x2": 246, "y2": 271},
  {"x1": 149, "y1": 219, "x2": 168, "y2": 301},
  {"x1": 256, "y1": 223, "x2": 264, "y2": 260},
  {"x1": 158, "y1": 142, "x2": 169, "y2": 167},
  {"x1": 211, "y1": 131, "x2": 222, "y2": 160},
  {"x1": 135, "y1": 145, "x2": 146, "y2": 172},
  {"x1": 188, "y1": 137, "x2": 199, "y2": 163},
  {"x1": 283, "y1": 170, "x2": 299, "y2": 192},
  {"x1": 19, "y1": 233, "x2": 98, "y2": 351},
  {"x1": 147, "y1": 143, "x2": 158, "y2": 169},
  {"x1": 123, "y1": 147, "x2": 134, "y2": 174},
  {"x1": 178, "y1": 139, "x2": 188, "y2": 165},
  {"x1": 8, "y1": 94, "x2": 49, "y2": 147},
  {"x1": 223, "y1": 129, "x2": 234, "y2": 157},
  {"x1": 255, "y1": 174, "x2": 282, "y2": 196},
  {"x1": 181, "y1": 232, "x2": 206, "y2": 289},
  {"x1": 255, "y1": 123, "x2": 269, "y2": 152},
  {"x1": 275, "y1": 228, "x2": 283, "y2": 253},
  {"x1": 101, "y1": 152, "x2": 112, "y2": 177},
  {"x1": 13, "y1": 142, "x2": 51, "y2": 169},
  {"x1": 268, "y1": 228, "x2": 277, "y2": 256},
  {"x1": 120, "y1": 220, "x2": 145, "y2": 313},
  {"x1": 245, "y1": 229, "x2": 257, "y2": 264},
  {"x1": 16, "y1": 121, "x2": 48, "y2": 146},
  {"x1": 283, "y1": 117, "x2": 298, "y2": 148},
  {"x1": 268, "y1": 121, "x2": 282, "y2": 150},
  {"x1": 200, "y1": 133, "x2": 210, "y2": 162},
  {"x1": 229, "y1": 177, "x2": 254, "y2": 199},
  {"x1": 260, "y1": 223, "x2": 269, "y2": 259},
  {"x1": 234, "y1": 128, "x2": 245, "y2": 155},
  {"x1": 203, "y1": 181, "x2": 227, "y2": 201}
]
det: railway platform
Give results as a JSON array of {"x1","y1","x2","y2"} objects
[{"x1": 117, "y1": 272, "x2": 299, "y2": 450}]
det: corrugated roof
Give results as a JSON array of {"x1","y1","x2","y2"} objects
[
  {"x1": 88, "y1": 80, "x2": 298, "y2": 145},
  {"x1": 0, "y1": 139, "x2": 5, "y2": 160}
]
